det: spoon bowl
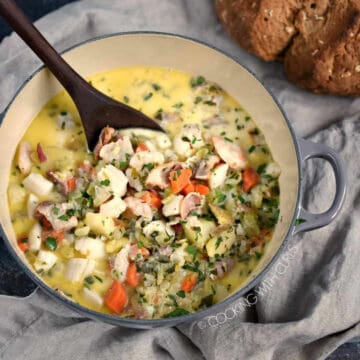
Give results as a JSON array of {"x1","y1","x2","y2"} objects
[{"x1": 0, "y1": 0, "x2": 164, "y2": 150}]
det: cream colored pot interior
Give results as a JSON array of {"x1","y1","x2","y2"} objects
[{"x1": 0, "y1": 34, "x2": 299, "y2": 297}]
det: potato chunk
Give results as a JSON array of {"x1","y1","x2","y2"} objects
[
  {"x1": 84, "y1": 212, "x2": 115, "y2": 236},
  {"x1": 206, "y1": 226, "x2": 236, "y2": 257}
]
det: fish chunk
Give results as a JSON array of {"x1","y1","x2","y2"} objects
[
  {"x1": 17, "y1": 141, "x2": 33, "y2": 175},
  {"x1": 195, "y1": 155, "x2": 220, "y2": 180},
  {"x1": 99, "y1": 135, "x2": 134, "y2": 164},
  {"x1": 212, "y1": 136, "x2": 247, "y2": 170},
  {"x1": 94, "y1": 126, "x2": 115, "y2": 158},
  {"x1": 179, "y1": 192, "x2": 202, "y2": 219},
  {"x1": 35, "y1": 202, "x2": 78, "y2": 231},
  {"x1": 145, "y1": 161, "x2": 180, "y2": 189},
  {"x1": 124, "y1": 196, "x2": 153, "y2": 219}
]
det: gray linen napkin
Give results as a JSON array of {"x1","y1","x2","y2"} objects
[{"x1": 0, "y1": 1, "x2": 359, "y2": 359}]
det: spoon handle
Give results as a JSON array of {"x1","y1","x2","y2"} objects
[{"x1": 0, "y1": 0, "x2": 89, "y2": 98}]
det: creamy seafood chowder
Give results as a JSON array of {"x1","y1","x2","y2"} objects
[{"x1": 8, "y1": 66, "x2": 281, "y2": 318}]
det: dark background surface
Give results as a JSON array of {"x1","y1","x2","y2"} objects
[
  {"x1": 0, "y1": 0, "x2": 77, "y2": 39},
  {"x1": 0, "y1": 1, "x2": 359, "y2": 359}
]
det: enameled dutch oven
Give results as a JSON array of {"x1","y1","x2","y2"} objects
[{"x1": 0, "y1": 33, "x2": 346, "y2": 329}]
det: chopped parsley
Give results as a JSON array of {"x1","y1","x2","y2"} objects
[
  {"x1": 194, "y1": 96, "x2": 202, "y2": 104},
  {"x1": 176, "y1": 290, "x2": 186, "y2": 298},
  {"x1": 93, "y1": 275, "x2": 103, "y2": 283},
  {"x1": 119, "y1": 161, "x2": 128, "y2": 170},
  {"x1": 142, "y1": 163, "x2": 155, "y2": 171},
  {"x1": 238, "y1": 195, "x2": 246, "y2": 203},
  {"x1": 190, "y1": 75, "x2": 206, "y2": 88},
  {"x1": 45, "y1": 237, "x2": 57, "y2": 251},
  {"x1": 257, "y1": 164, "x2": 267, "y2": 174},
  {"x1": 200, "y1": 294, "x2": 213, "y2": 308},
  {"x1": 154, "y1": 108, "x2": 163, "y2": 119},
  {"x1": 295, "y1": 218, "x2": 306, "y2": 226},
  {"x1": 100, "y1": 179, "x2": 110, "y2": 186},
  {"x1": 186, "y1": 245, "x2": 198, "y2": 259},
  {"x1": 152, "y1": 83, "x2": 161, "y2": 91},
  {"x1": 84, "y1": 276, "x2": 95, "y2": 285},
  {"x1": 215, "y1": 236, "x2": 223, "y2": 250},
  {"x1": 172, "y1": 102, "x2": 184, "y2": 109},
  {"x1": 58, "y1": 214, "x2": 69, "y2": 221},
  {"x1": 144, "y1": 92, "x2": 153, "y2": 101},
  {"x1": 164, "y1": 307, "x2": 190, "y2": 318}
]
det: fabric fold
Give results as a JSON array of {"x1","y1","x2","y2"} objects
[{"x1": 0, "y1": 1, "x2": 359, "y2": 359}]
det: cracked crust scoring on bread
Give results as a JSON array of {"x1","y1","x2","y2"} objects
[
  {"x1": 284, "y1": 0, "x2": 360, "y2": 95},
  {"x1": 215, "y1": 0, "x2": 360, "y2": 96},
  {"x1": 215, "y1": 0, "x2": 302, "y2": 61}
]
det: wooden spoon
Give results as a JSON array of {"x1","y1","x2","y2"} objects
[{"x1": 0, "y1": 0, "x2": 164, "y2": 150}]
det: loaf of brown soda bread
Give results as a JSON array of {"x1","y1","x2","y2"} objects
[{"x1": 215, "y1": 0, "x2": 360, "y2": 96}]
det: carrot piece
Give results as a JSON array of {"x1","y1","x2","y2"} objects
[
  {"x1": 194, "y1": 184, "x2": 210, "y2": 195},
  {"x1": 180, "y1": 273, "x2": 198, "y2": 293},
  {"x1": 140, "y1": 191, "x2": 162, "y2": 209},
  {"x1": 66, "y1": 177, "x2": 77, "y2": 192},
  {"x1": 182, "y1": 181, "x2": 209, "y2": 196},
  {"x1": 140, "y1": 247, "x2": 150, "y2": 258},
  {"x1": 242, "y1": 167, "x2": 260, "y2": 192},
  {"x1": 181, "y1": 181, "x2": 195, "y2": 195},
  {"x1": 169, "y1": 168, "x2": 192, "y2": 194},
  {"x1": 17, "y1": 236, "x2": 29, "y2": 252},
  {"x1": 153, "y1": 294, "x2": 159, "y2": 305},
  {"x1": 126, "y1": 262, "x2": 141, "y2": 288},
  {"x1": 104, "y1": 281, "x2": 128, "y2": 314},
  {"x1": 136, "y1": 142, "x2": 149, "y2": 152}
]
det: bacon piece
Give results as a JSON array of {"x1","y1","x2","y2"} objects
[
  {"x1": 214, "y1": 257, "x2": 235, "y2": 278},
  {"x1": 195, "y1": 155, "x2": 220, "y2": 180},
  {"x1": 47, "y1": 171, "x2": 68, "y2": 195},
  {"x1": 179, "y1": 192, "x2": 202, "y2": 219},
  {"x1": 36, "y1": 143, "x2": 47, "y2": 163},
  {"x1": 124, "y1": 197, "x2": 153, "y2": 219},
  {"x1": 35, "y1": 201, "x2": 78, "y2": 231},
  {"x1": 94, "y1": 126, "x2": 115, "y2": 159},
  {"x1": 145, "y1": 161, "x2": 181, "y2": 190},
  {"x1": 17, "y1": 141, "x2": 32, "y2": 175}
]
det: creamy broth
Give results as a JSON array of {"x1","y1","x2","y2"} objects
[{"x1": 8, "y1": 66, "x2": 280, "y2": 318}]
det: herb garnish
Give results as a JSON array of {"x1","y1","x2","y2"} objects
[
  {"x1": 45, "y1": 237, "x2": 57, "y2": 251},
  {"x1": 190, "y1": 76, "x2": 206, "y2": 88}
]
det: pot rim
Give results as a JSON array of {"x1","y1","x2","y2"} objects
[{"x1": 0, "y1": 31, "x2": 301, "y2": 328}]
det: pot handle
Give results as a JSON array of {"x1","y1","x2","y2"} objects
[{"x1": 293, "y1": 138, "x2": 346, "y2": 235}]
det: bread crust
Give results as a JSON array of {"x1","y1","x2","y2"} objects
[
  {"x1": 215, "y1": 0, "x2": 360, "y2": 96},
  {"x1": 284, "y1": 0, "x2": 360, "y2": 95},
  {"x1": 215, "y1": 0, "x2": 302, "y2": 61}
]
